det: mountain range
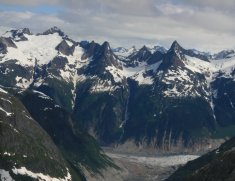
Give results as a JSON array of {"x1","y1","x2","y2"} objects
[{"x1": 1, "y1": 26, "x2": 235, "y2": 180}]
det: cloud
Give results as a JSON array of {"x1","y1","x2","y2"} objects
[
  {"x1": 0, "y1": 0, "x2": 59, "y2": 6},
  {"x1": 175, "y1": 0, "x2": 235, "y2": 11},
  {"x1": 0, "y1": 11, "x2": 65, "y2": 35},
  {"x1": 0, "y1": 0, "x2": 235, "y2": 52},
  {"x1": 156, "y1": 3, "x2": 194, "y2": 15}
]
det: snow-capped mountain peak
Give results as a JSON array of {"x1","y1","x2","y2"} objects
[
  {"x1": 2, "y1": 28, "x2": 32, "y2": 41},
  {"x1": 40, "y1": 26, "x2": 66, "y2": 37}
]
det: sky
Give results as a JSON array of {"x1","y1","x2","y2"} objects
[{"x1": 0, "y1": 0, "x2": 235, "y2": 52}]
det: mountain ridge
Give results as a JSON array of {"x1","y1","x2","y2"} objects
[{"x1": 1, "y1": 27, "x2": 235, "y2": 153}]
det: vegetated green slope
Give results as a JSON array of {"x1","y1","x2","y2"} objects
[
  {"x1": 0, "y1": 90, "x2": 84, "y2": 181},
  {"x1": 166, "y1": 136, "x2": 235, "y2": 181},
  {"x1": 19, "y1": 90, "x2": 118, "y2": 176}
]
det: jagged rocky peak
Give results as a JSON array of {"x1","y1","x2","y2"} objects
[
  {"x1": 81, "y1": 40, "x2": 101, "y2": 59},
  {"x1": 147, "y1": 48, "x2": 165, "y2": 65},
  {"x1": 138, "y1": 45, "x2": 152, "y2": 57},
  {"x1": 128, "y1": 45, "x2": 152, "y2": 63},
  {"x1": 83, "y1": 40, "x2": 121, "y2": 75},
  {"x1": 99, "y1": 41, "x2": 120, "y2": 67},
  {"x1": 101, "y1": 41, "x2": 112, "y2": 52},
  {"x1": 99, "y1": 41, "x2": 115, "y2": 57},
  {"x1": 3, "y1": 28, "x2": 32, "y2": 41},
  {"x1": 10, "y1": 28, "x2": 32, "y2": 36},
  {"x1": 79, "y1": 40, "x2": 90, "y2": 48},
  {"x1": 140, "y1": 45, "x2": 149, "y2": 51},
  {"x1": 169, "y1": 40, "x2": 183, "y2": 52},
  {"x1": 138, "y1": 45, "x2": 152, "y2": 54},
  {"x1": 41, "y1": 26, "x2": 66, "y2": 37},
  {"x1": 159, "y1": 40, "x2": 185, "y2": 70},
  {"x1": 171, "y1": 41, "x2": 211, "y2": 62},
  {"x1": 56, "y1": 39, "x2": 75, "y2": 56}
]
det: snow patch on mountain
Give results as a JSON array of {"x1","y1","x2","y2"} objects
[
  {"x1": 1, "y1": 33, "x2": 63, "y2": 66},
  {"x1": 106, "y1": 61, "x2": 162, "y2": 85},
  {"x1": 132, "y1": 72, "x2": 153, "y2": 85},
  {"x1": 0, "y1": 87, "x2": 8, "y2": 94},
  {"x1": 12, "y1": 167, "x2": 71, "y2": 181},
  {"x1": 0, "y1": 169, "x2": 14, "y2": 181},
  {"x1": 90, "y1": 79, "x2": 118, "y2": 93},
  {"x1": 58, "y1": 46, "x2": 89, "y2": 82},
  {"x1": 0, "y1": 97, "x2": 12, "y2": 104},
  {"x1": 113, "y1": 46, "x2": 137, "y2": 59},
  {"x1": 185, "y1": 56, "x2": 214, "y2": 74},
  {"x1": 160, "y1": 66, "x2": 210, "y2": 98},
  {"x1": 160, "y1": 53, "x2": 235, "y2": 99},
  {"x1": 32, "y1": 90, "x2": 53, "y2": 100},
  {"x1": 212, "y1": 56, "x2": 235, "y2": 75},
  {"x1": 15, "y1": 76, "x2": 33, "y2": 89},
  {"x1": 0, "y1": 106, "x2": 13, "y2": 117}
]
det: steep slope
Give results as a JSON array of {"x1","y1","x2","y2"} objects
[
  {"x1": 73, "y1": 41, "x2": 128, "y2": 144},
  {"x1": 0, "y1": 27, "x2": 88, "y2": 111},
  {"x1": 117, "y1": 41, "x2": 235, "y2": 152},
  {"x1": 120, "y1": 41, "x2": 215, "y2": 151},
  {"x1": 0, "y1": 27, "x2": 119, "y2": 179},
  {"x1": 0, "y1": 88, "x2": 84, "y2": 181},
  {"x1": 166, "y1": 136, "x2": 235, "y2": 181},
  {"x1": 18, "y1": 89, "x2": 116, "y2": 174}
]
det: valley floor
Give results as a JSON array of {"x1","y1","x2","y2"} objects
[{"x1": 86, "y1": 150, "x2": 199, "y2": 181}]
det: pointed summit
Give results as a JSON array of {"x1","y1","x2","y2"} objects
[
  {"x1": 128, "y1": 45, "x2": 152, "y2": 63},
  {"x1": 101, "y1": 41, "x2": 111, "y2": 52},
  {"x1": 170, "y1": 40, "x2": 183, "y2": 52},
  {"x1": 159, "y1": 40, "x2": 185, "y2": 70},
  {"x1": 139, "y1": 45, "x2": 150, "y2": 52}
]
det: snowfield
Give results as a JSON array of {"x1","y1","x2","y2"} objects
[{"x1": 2, "y1": 33, "x2": 62, "y2": 66}]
